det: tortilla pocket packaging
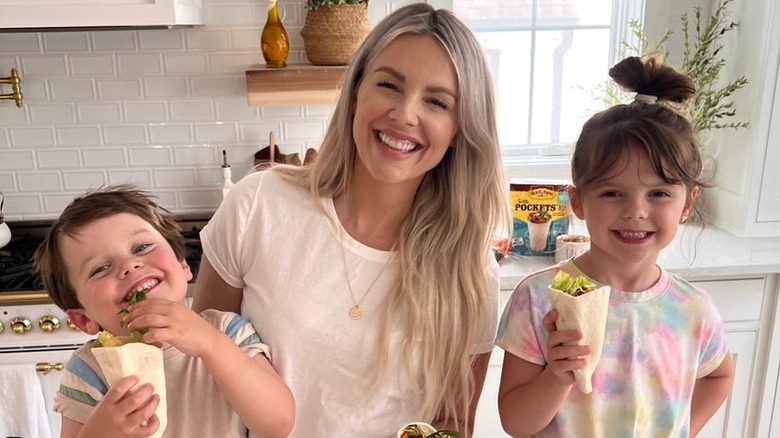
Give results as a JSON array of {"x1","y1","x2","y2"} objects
[
  {"x1": 509, "y1": 180, "x2": 572, "y2": 256},
  {"x1": 92, "y1": 339, "x2": 167, "y2": 437},
  {"x1": 547, "y1": 271, "x2": 610, "y2": 394}
]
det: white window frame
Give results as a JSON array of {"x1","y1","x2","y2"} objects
[{"x1": 450, "y1": 0, "x2": 646, "y2": 180}]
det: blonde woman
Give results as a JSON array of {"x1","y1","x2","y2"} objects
[{"x1": 192, "y1": 3, "x2": 510, "y2": 436}]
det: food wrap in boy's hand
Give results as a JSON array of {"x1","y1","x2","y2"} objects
[
  {"x1": 91, "y1": 290, "x2": 167, "y2": 437},
  {"x1": 547, "y1": 271, "x2": 611, "y2": 394}
]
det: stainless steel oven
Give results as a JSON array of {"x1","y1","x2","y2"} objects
[{"x1": 0, "y1": 216, "x2": 207, "y2": 437}]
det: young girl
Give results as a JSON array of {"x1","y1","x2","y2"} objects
[{"x1": 496, "y1": 55, "x2": 735, "y2": 437}]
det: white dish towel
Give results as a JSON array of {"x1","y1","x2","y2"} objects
[{"x1": 0, "y1": 363, "x2": 52, "y2": 438}]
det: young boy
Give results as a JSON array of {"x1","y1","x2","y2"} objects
[{"x1": 34, "y1": 185, "x2": 294, "y2": 438}]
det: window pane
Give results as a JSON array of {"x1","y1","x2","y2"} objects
[{"x1": 453, "y1": 0, "x2": 623, "y2": 158}]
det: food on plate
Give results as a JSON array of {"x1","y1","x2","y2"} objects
[
  {"x1": 397, "y1": 422, "x2": 462, "y2": 438},
  {"x1": 547, "y1": 271, "x2": 611, "y2": 393},
  {"x1": 90, "y1": 287, "x2": 168, "y2": 437}
]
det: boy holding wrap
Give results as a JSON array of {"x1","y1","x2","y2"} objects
[{"x1": 34, "y1": 185, "x2": 294, "y2": 438}]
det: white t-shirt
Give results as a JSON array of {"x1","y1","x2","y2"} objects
[{"x1": 201, "y1": 170, "x2": 499, "y2": 437}]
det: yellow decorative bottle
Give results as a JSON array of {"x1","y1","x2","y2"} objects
[{"x1": 261, "y1": 0, "x2": 290, "y2": 68}]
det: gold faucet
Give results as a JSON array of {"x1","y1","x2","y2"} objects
[{"x1": 0, "y1": 68, "x2": 23, "y2": 108}]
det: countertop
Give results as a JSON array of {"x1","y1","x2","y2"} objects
[{"x1": 499, "y1": 224, "x2": 780, "y2": 291}]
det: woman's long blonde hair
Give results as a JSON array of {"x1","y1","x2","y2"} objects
[{"x1": 275, "y1": 3, "x2": 509, "y2": 427}]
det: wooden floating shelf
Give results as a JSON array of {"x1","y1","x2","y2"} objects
[{"x1": 245, "y1": 64, "x2": 348, "y2": 107}]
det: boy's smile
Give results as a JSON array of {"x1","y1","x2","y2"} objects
[{"x1": 60, "y1": 212, "x2": 192, "y2": 335}]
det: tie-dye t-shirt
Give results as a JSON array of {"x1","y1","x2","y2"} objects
[{"x1": 496, "y1": 261, "x2": 729, "y2": 438}]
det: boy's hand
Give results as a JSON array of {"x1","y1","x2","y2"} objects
[
  {"x1": 82, "y1": 376, "x2": 160, "y2": 437},
  {"x1": 542, "y1": 308, "x2": 590, "y2": 385},
  {"x1": 123, "y1": 298, "x2": 221, "y2": 358}
]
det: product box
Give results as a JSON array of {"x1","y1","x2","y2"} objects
[{"x1": 509, "y1": 180, "x2": 572, "y2": 256}]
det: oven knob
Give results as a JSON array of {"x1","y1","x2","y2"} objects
[
  {"x1": 11, "y1": 317, "x2": 32, "y2": 335},
  {"x1": 66, "y1": 318, "x2": 79, "y2": 331},
  {"x1": 39, "y1": 315, "x2": 60, "y2": 333}
]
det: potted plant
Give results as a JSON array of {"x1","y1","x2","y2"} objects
[
  {"x1": 300, "y1": 0, "x2": 370, "y2": 66},
  {"x1": 601, "y1": 0, "x2": 748, "y2": 133}
]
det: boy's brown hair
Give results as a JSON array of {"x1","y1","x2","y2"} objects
[{"x1": 33, "y1": 185, "x2": 186, "y2": 311}]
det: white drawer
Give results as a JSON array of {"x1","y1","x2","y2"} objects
[{"x1": 693, "y1": 278, "x2": 766, "y2": 323}]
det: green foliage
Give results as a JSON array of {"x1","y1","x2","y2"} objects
[
  {"x1": 599, "y1": 0, "x2": 748, "y2": 131},
  {"x1": 305, "y1": 0, "x2": 368, "y2": 12}
]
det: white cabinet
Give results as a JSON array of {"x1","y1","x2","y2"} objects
[
  {"x1": 0, "y1": 0, "x2": 203, "y2": 30},
  {"x1": 478, "y1": 275, "x2": 778, "y2": 437},
  {"x1": 703, "y1": 0, "x2": 780, "y2": 237}
]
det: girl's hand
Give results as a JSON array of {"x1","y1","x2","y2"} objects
[
  {"x1": 542, "y1": 308, "x2": 590, "y2": 385},
  {"x1": 82, "y1": 376, "x2": 160, "y2": 437},
  {"x1": 124, "y1": 298, "x2": 221, "y2": 358}
]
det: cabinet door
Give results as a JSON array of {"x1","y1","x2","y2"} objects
[
  {"x1": 697, "y1": 330, "x2": 757, "y2": 438},
  {"x1": 474, "y1": 348, "x2": 511, "y2": 438},
  {"x1": 758, "y1": 58, "x2": 780, "y2": 222}
]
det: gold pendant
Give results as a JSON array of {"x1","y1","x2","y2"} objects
[{"x1": 349, "y1": 305, "x2": 363, "y2": 320}]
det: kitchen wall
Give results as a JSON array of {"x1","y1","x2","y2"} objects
[{"x1": 0, "y1": 0, "x2": 436, "y2": 221}]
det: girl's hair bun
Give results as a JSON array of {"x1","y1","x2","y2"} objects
[{"x1": 609, "y1": 53, "x2": 696, "y2": 106}]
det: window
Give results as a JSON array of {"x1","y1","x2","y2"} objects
[{"x1": 452, "y1": 0, "x2": 645, "y2": 179}]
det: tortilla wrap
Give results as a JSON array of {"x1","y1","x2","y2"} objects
[
  {"x1": 92, "y1": 342, "x2": 167, "y2": 437},
  {"x1": 397, "y1": 422, "x2": 437, "y2": 437},
  {"x1": 548, "y1": 285, "x2": 611, "y2": 393}
]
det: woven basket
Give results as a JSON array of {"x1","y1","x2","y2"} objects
[{"x1": 301, "y1": 4, "x2": 370, "y2": 66}]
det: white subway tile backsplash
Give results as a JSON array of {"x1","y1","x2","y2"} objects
[
  {"x1": 0, "y1": 106, "x2": 29, "y2": 126},
  {"x1": 118, "y1": 54, "x2": 162, "y2": 75},
  {"x1": 284, "y1": 120, "x2": 326, "y2": 141},
  {"x1": 58, "y1": 126, "x2": 102, "y2": 147},
  {"x1": 194, "y1": 122, "x2": 238, "y2": 143},
  {"x1": 0, "y1": 0, "x2": 396, "y2": 220},
  {"x1": 231, "y1": 29, "x2": 262, "y2": 51},
  {"x1": 124, "y1": 101, "x2": 169, "y2": 122},
  {"x1": 150, "y1": 124, "x2": 193, "y2": 144},
  {"x1": 239, "y1": 121, "x2": 281, "y2": 144},
  {"x1": 206, "y1": 4, "x2": 255, "y2": 26},
  {"x1": 38, "y1": 149, "x2": 81, "y2": 169},
  {"x1": 70, "y1": 55, "x2": 116, "y2": 76},
  {"x1": 43, "y1": 33, "x2": 90, "y2": 52},
  {"x1": 0, "y1": 33, "x2": 41, "y2": 53},
  {"x1": 18, "y1": 171, "x2": 61, "y2": 192},
  {"x1": 44, "y1": 193, "x2": 82, "y2": 214},
  {"x1": 29, "y1": 104, "x2": 76, "y2": 125},
  {"x1": 97, "y1": 79, "x2": 143, "y2": 99},
  {"x1": 109, "y1": 169, "x2": 153, "y2": 188},
  {"x1": 104, "y1": 125, "x2": 148, "y2": 145},
  {"x1": 164, "y1": 53, "x2": 208, "y2": 74},
  {"x1": 189, "y1": 76, "x2": 238, "y2": 97},
  {"x1": 174, "y1": 145, "x2": 216, "y2": 165},
  {"x1": 170, "y1": 100, "x2": 214, "y2": 120},
  {"x1": 262, "y1": 106, "x2": 303, "y2": 118},
  {"x1": 209, "y1": 53, "x2": 255, "y2": 74},
  {"x1": 155, "y1": 168, "x2": 197, "y2": 187},
  {"x1": 91, "y1": 31, "x2": 138, "y2": 52},
  {"x1": 77, "y1": 103, "x2": 122, "y2": 123},
  {"x1": 128, "y1": 147, "x2": 172, "y2": 166},
  {"x1": 5, "y1": 194, "x2": 44, "y2": 215},
  {"x1": 22, "y1": 56, "x2": 68, "y2": 77},
  {"x1": 10, "y1": 128, "x2": 56, "y2": 148},
  {"x1": 215, "y1": 98, "x2": 257, "y2": 120},
  {"x1": 139, "y1": 30, "x2": 185, "y2": 51},
  {"x1": 152, "y1": 190, "x2": 178, "y2": 210},
  {"x1": 82, "y1": 148, "x2": 126, "y2": 168},
  {"x1": 144, "y1": 77, "x2": 189, "y2": 98},
  {"x1": 0, "y1": 174, "x2": 15, "y2": 192},
  {"x1": 63, "y1": 170, "x2": 108, "y2": 190},
  {"x1": 50, "y1": 79, "x2": 96, "y2": 101},
  {"x1": 185, "y1": 29, "x2": 231, "y2": 51},
  {"x1": 0, "y1": 151, "x2": 34, "y2": 170}
]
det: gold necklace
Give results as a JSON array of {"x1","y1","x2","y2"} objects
[{"x1": 340, "y1": 234, "x2": 395, "y2": 320}]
